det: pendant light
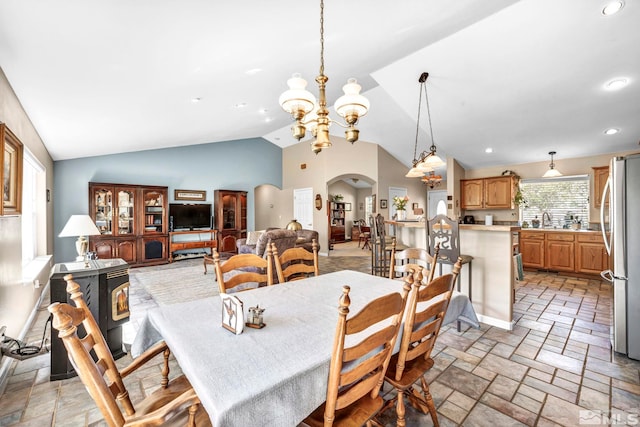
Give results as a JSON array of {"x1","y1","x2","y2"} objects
[
  {"x1": 406, "y1": 72, "x2": 445, "y2": 178},
  {"x1": 542, "y1": 151, "x2": 563, "y2": 178}
]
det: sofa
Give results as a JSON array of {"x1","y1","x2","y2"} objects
[
  {"x1": 294, "y1": 229, "x2": 320, "y2": 253},
  {"x1": 237, "y1": 228, "x2": 320, "y2": 255},
  {"x1": 237, "y1": 228, "x2": 298, "y2": 258}
]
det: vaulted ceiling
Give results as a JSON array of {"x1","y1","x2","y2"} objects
[{"x1": 0, "y1": 0, "x2": 638, "y2": 175}]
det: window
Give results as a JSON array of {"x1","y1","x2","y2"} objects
[
  {"x1": 519, "y1": 175, "x2": 589, "y2": 228},
  {"x1": 21, "y1": 148, "x2": 45, "y2": 265}
]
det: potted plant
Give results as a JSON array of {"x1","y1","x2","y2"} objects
[
  {"x1": 392, "y1": 196, "x2": 409, "y2": 220},
  {"x1": 332, "y1": 194, "x2": 344, "y2": 202}
]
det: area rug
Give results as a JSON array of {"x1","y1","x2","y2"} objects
[{"x1": 128, "y1": 255, "x2": 372, "y2": 306}]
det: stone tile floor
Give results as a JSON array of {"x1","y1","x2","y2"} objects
[{"x1": 1, "y1": 264, "x2": 639, "y2": 426}]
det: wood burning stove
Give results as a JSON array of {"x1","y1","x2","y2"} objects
[{"x1": 49, "y1": 258, "x2": 130, "y2": 381}]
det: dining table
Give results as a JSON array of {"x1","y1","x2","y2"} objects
[{"x1": 131, "y1": 270, "x2": 408, "y2": 427}]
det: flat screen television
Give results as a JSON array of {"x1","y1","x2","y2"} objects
[{"x1": 169, "y1": 203, "x2": 211, "y2": 230}]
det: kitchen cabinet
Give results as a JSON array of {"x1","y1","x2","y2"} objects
[
  {"x1": 576, "y1": 233, "x2": 609, "y2": 274},
  {"x1": 461, "y1": 175, "x2": 515, "y2": 210},
  {"x1": 519, "y1": 230, "x2": 608, "y2": 276},
  {"x1": 89, "y1": 182, "x2": 168, "y2": 266},
  {"x1": 545, "y1": 233, "x2": 575, "y2": 272},
  {"x1": 214, "y1": 190, "x2": 247, "y2": 253},
  {"x1": 592, "y1": 166, "x2": 609, "y2": 209},
  {"x1": 461, "y1": 179, "x2": 483, "y2": 210},
  {"x1": 520, "y1": 231, "x2": 545, "y2": 269}
]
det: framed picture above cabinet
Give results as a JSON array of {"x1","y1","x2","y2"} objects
[{"x1": 0, "y1": 123, "x2": 24, "y2": 215}]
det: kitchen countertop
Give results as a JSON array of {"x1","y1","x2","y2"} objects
[{"x1": 460, "y1": 224, "x2": 521, "y2": 232}]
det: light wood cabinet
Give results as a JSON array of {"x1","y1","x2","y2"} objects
[
  {"x1": 545, "y1": 233, "x2": 575, "y2": 272},
  {"x1": 576, "y1": 233, "x2": 609, "y2": 274},
  {"x1": 520, "y1": 231, "x2": 545, "y2": 269},
  {"x1": 89, "y1": 182, "x2": 168, "y2": 266},
  {"x1": 214, "y1": 190, "x2": 247, "y2": 253},
  {"x1": 592, "y1": 166, "x2": 609, "y2": 209},
  {"x1": 461, "y1": 179, "x2": 483, "y2": 210},
  {"x1": 519, "y1": 230, "x2": 608, "y2": 276},
  {"x1": 461, "y1": 175, "x2": 515, "y2": 210}
]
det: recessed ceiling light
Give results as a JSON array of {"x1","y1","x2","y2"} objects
[
  {"x1": 264, "y1": 117, "x2": 273, "y2": 123},
  {"x1": 485, "y1": 148, "x2": 493, "y2": 153},
  {"x1": 245, "y1": 68, "x2": 262, "y2": 75},
  {"x1": 605, "y1": 78, "x2": 629, "y2": 90},
  {"x1": 234, "y1": 103, "x2": 247, "y2": 109},
  {"x1": 259, "y1": 108, "x2": 268, "y2": 114},
  {"x1": 191, "y1": 97, "x2": 202, "y2": 103},
  {"x1": 602, "y1": 1, "x2": 624, "y2": 15},
  {"x1": 604, "y1": 128, "x2": 619, "y2": 135}
]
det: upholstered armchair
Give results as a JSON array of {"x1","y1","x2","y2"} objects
[{"x1": 237, "y1": 228, "x2": 298, "y2": 258}]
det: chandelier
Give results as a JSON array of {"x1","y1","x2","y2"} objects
[
  {"x1": 422, "y1": 171, "x2": 443, "y2": 189},
  {"x1": 406, "y1": 72, "x2": 445, "y2": 178},
  {"x1": 279, "y1": 0, "x2": 370, "y2": 154}
]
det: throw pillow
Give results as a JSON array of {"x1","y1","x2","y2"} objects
[{"x1": 246, "y1": 230, "x2": 264, "y2": 245}]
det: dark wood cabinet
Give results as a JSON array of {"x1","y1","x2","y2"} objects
[
  {"x1": 329, "y1": 201, "x2": 346, "y2": 243},
  {"x1": 89, "y1": 182, "x2": 168, "y2": 266},
  {"x1": 214, "y1": 190, "x2": 247, "y2": 253}
]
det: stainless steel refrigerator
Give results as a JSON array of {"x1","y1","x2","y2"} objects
[{"x1": 600, "y1": 153, "x2": 640, "y2": 360}]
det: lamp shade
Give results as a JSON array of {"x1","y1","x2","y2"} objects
[
  {"x1": 542, "y1": 151, "x2": 563, "y2": 178},
  {"x1": 279, "y1": 73, "x2": 316, "y2": 115},
  {"x1": 59, "y1": 215, "x2": 101, "y2": 237},
  {"x1": 334, "y1": 78, "x2": 370, "y2": 118}
]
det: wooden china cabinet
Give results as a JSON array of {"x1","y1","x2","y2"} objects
[
  {"x1": 88, "y1": 182, "x2": 168, "y2": 266},
  {"x1": 214, "y1": 190, "x2": 247, "y2": 253}
]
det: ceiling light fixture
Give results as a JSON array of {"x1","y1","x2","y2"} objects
[
  {"x1": 542, "y1": 151, "x2": 563, "y2": 178},
  {"x1": 602, "y1": 1, "x2": 624, "y2": 15},
  {"x1": 279, "y1": 0, "x2": 369, "y2": 154},
  {"x1": 605, "y1": 78, "x2": 628, "y2": 90},
  {"x1": 421, "y1": 171, "x2": 443, "y2": 189},
  {"x1": 406, "y1": 72, "x2": 445, "y2": 178},
  {"x1": 604, "y1": 128, "x2": 619, "y2": 135}
]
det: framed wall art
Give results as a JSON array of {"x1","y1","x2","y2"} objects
[
  {"x1": 174, "y1": 189, "x2": 206, "y2": 201},
  {"x1": 344, "y1": 202, "x2": 352, "y2": 211},
  {"x1": 0, "y1": 124, "x2": 24, "y2": 216},
  {"x1": 380, "y1": 199, "x2": 388, "y2": 209}
]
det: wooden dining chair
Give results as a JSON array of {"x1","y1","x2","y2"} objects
[
  {"x1": 382, "y1": 258, "x2": 462, "y2": 427},
  {"x1": 272, "y1": 239, "x2": 319, "y2": 283},
  {"x1": 389, "y1": 242, "x2": 439, "y2": 280},
  {"x1": 48, "y1": 274, "x2": 211, "y2": 427},
  {"x1": 212, "y1": 247, "x2": 274, "y2": 294},
  {"x1": 371, "y1": 214, "x2": 408, "y2": 277},
  {"x1": 356, "y1": 219, "x2": 371, "y2": 250},
  {"x1": 303, "y1": 283, "x2": 411, "y2": 427}
]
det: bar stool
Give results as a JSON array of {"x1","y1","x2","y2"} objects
[
  {"x1": 426, "y1": 214, "x2": 473, "y2": 331},
  {"x1": 371, "y1": 214, "x2": 407, "y2": 276}
]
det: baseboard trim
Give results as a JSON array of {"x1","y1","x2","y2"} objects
[{"x1": 476, "y1": 314, "x2": 515, "y2": 331}]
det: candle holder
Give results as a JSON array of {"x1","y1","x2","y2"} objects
[{"x1": 246, "y1": 305, "x2": 266, "y2": 329}]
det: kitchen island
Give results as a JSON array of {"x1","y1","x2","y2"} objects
[{"x1": 386, "y1": 220, "x2": 520, "y2": 330}]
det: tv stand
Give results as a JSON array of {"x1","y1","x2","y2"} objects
[{"x1": 168, "y1": 229, "x2": 218, "y2": 262}]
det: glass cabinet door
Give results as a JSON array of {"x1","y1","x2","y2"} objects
[
  {"x1": 117, "y1": 189, "x2": 136, "y2": 235},
  {"x1": 143, "y1": 190, "x2": 164, "y2": 233},
  {"x1": 93, "y1": 187, "x2": 113, "y2": 235},
  {"x1": 222, "y1": 193, "x2": 237, "y2": 230}
]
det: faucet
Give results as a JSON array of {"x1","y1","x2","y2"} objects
[{"x1": 542, "y1": 211, "x2": 552, "y2": 228}]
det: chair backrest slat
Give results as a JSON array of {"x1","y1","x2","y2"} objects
[
  {"x1": 214, "y1": 248, "x2": 274, "y2": 293},
  {"x1": 273, "y1": 240, "x2": 319, "y2": 283}
]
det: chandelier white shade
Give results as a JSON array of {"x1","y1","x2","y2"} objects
[
  {"x1": 542, "y1": 151, "x2": 563, "y2": 178},
  {"x1": 279, "y1": 0, "x2": 369, "y2": 153}
]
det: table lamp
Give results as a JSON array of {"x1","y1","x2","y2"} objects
[{"x1": 59, "y1": 214, "x2": 101, "y2": 265}]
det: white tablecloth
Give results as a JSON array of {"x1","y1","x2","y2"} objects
[{"x1": 131, "y1": 270, "x2": 407, "y2": 427}]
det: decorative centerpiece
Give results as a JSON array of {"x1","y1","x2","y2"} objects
[{"x1": 393, "y1": 196, "x2": 409, "y2": 221}]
